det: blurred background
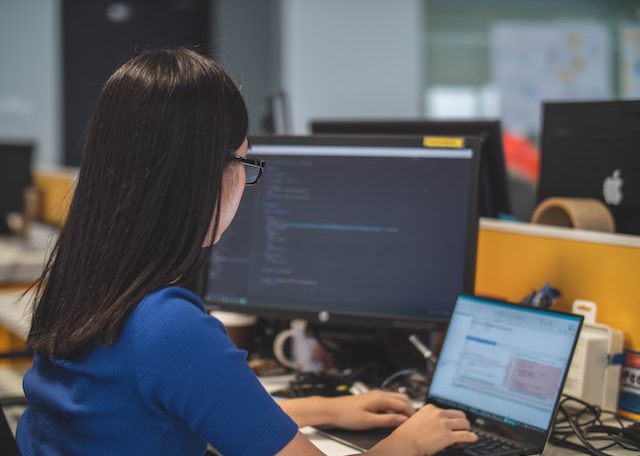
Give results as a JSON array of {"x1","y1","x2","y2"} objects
[{"x1": 2, "y1": 0, "x2": 640, "y2": 217}]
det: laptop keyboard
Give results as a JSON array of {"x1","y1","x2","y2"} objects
[{"x1": 439, "y1": 430, "x2": 531, "y2": 456}]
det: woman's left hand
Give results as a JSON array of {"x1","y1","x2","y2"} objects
[{"x1": 324, "y1": 390, "x2": 415, "y2": 430}]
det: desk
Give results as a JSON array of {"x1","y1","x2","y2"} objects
[
  {"x1": 0, "y1": 291, "x2": 30, "y2": 396},
  {"x1": 0, "y1": 289, "x2": 635, "y2": 455},
  {"x1": 0, "y1": 291, "x2": 30, "y2": 340},
  {"x1": 260, "y1": 376, "x2": 636, "y2": 456},
  {"x1": 0, "y1": 226, "x2": 56, "y2": 361},
  {"x1": 0, "y1": 237, "x2": 47, "y2": 285}
]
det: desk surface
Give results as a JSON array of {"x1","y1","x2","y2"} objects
[
  {"x1": 0, "y1": 290, "x2": 30, "y2": 339},
  {"x1": 261, "y1": 376, "x2": 636, "y2": 456}
]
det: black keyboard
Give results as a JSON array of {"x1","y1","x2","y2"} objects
[
  {"x1": 320, "y1": 427, "x2": 536, "y2": 456},
  {"x1": 440, "y1": 430, "x2": 532, "y2": 456}
]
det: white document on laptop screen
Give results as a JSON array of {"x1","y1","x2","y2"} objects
[{"x1": 429, "y1": 296, "x2": 580, "y2": 431}]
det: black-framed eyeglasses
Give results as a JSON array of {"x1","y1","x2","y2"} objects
[{"x1": 230, "y1": 154, "x2": 265, "y2": 186}]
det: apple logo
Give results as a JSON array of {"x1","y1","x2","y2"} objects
[{"x1": 602, "y1": 169, "x2": 624, "y2": 206}]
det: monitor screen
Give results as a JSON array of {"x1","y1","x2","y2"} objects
[
  {"x1": 203, "y1": 136, "x2": 480, "y2": 327},
  {"x1": 428, "y1": 296, "x2": 582, "y2": 433},
  {"x1": 0, "y1": 143, "x2": 33, "y2": 234},
  {"x1": 311, "y1": 119, "x2": 511, "y2": 219},
  {"x1": 538, "y1": 101, "x2": 640, "y2": 235}
]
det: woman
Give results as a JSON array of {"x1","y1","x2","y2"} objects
[{"x1": 17, "y1": 49, "x2": 477, "y2": 455}]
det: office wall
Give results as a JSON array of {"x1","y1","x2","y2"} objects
[
  {"x1": 280, "y1": 0, "x2": 424, "y2": 133},
  {"x1": 0, "y1": 0, "x2": 61, "y2": 165},
  {"x1": 213, "y1": 0, "x2": 281, "y2": 133},
  {"x1": 2, "y1": 1, "x2": 420, "y2": 144},
  {"x1": 424, "y1": 0, "x2": 639, "y2": 92},
  {"x1": 1, "y1": 1, "x2": 423, "y2": 156}
]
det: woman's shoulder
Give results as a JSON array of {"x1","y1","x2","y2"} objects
[
  {"x1": 140, "y1": 285, "x2": 205, "y2": 312},
  {"x1": 129, "y1": 286, "x2": 226, "y2": 345},
  {"x1": 137, "y1": 286, "x2": 205, "y2": 317}
]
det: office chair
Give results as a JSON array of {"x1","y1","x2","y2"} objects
[
  {"x1": 0, "y1": 406, "x2": 20, "y2": 456},
  {"x1": 0, "y1": 349, "x2": 30, "y2": 456}
]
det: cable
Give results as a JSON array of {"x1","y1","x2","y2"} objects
[
  {"x1": 379, "y1": 368, "x2": 429, "y2": 401},
  {"x1": 549, "y1": 394, "x2": 640, "y2": 455}
]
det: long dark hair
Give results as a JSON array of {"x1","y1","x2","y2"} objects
[{"x1": 27, "y1": 48, "x2": 248, "y2": 359}]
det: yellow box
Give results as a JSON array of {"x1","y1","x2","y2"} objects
[
  {"x1": 33, "y1": 168, "x2": 78, "y2": 226},
  {"x1": 476, "y1": 219, "x2": 640, "y2": 419}
]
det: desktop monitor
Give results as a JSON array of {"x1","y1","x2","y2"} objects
[
  {"x1": 0, "y1": 143, "x2": 33, "y2": 234},
  {"x1": 310, "y1": 119, "x2": 511, "y2": 219},
  {"x1": 538, "y1": 101, "x2": 640, "y2": 235},
  {"x1": 203, "y1": 135, "x2": 481, "y2": 328}
]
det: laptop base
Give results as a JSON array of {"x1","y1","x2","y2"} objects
[{"x1": 318, "y1": 427, "x2": 539, "y2": 456}]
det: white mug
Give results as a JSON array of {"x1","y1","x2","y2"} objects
[{"x1": 273, "y1": 320, "x2": 324, "y2": 372}]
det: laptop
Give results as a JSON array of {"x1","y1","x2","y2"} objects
[
  {"x1": 538, "y1": 100, "x2": 640, "y2": 236},
  {"x1": 321, "y1": 295, "x2": 583, "y2": 455}
]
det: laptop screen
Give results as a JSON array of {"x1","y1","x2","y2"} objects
[{"x1": 428, "y1": 295, "x2": 582, "y2": 433}]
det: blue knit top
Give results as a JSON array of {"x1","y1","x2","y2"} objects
[{"x1": 16, "y1": 286, "x2": 298, "y2": 455}]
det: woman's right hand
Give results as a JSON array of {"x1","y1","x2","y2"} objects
[{"x1": 370, "y1": 404, "x2": 478, "y2": 456}]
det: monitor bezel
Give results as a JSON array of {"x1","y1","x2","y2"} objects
[
  {"x1": 310, "y1": 118, "x2": 512, "y2": 219},
  {"x1": 427, "y1": 294, "x2": 584, "y2": 452},
  {"x1": 201, "y1": 134, "x2": 482, "y2": 329}
]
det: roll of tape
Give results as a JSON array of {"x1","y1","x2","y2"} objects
[{"x1": 531, "y1": 198, "x2": 615, "y2": 232}]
